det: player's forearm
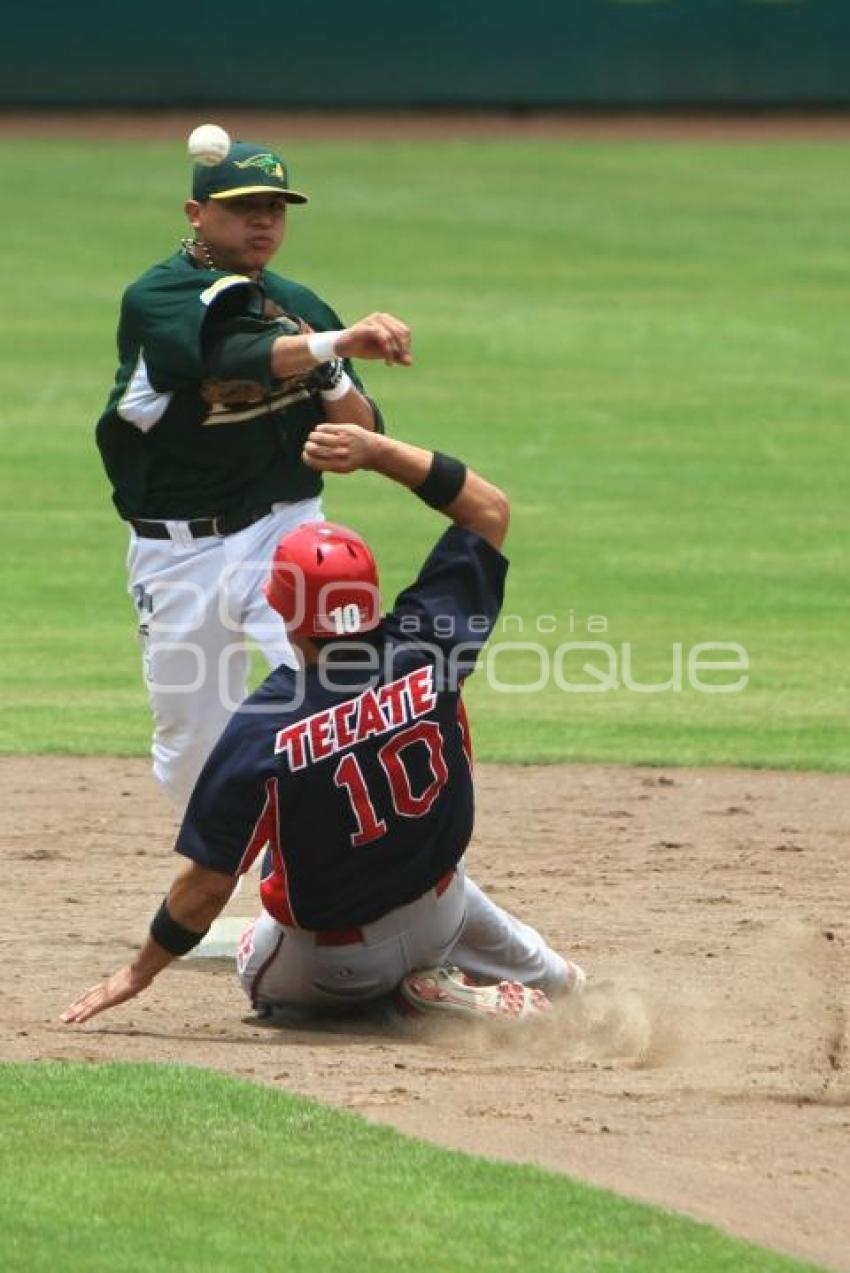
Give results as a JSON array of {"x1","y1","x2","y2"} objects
[
  {"x1": 370, "y1": 436, "x2": 510, "y2": 550},
  {"x1": 133, "y1": 865, "x2": 235, "y2": 977},
  {"x1": 127, "y1": 934, "x2": 178, "y2": 983},
  {"x1": 272, "y1": 312, "x2": 411, "y2": 379},
  {"x1": 61, "y1": 863, "x2": 235, "y2": 1024},
  {"x1": 302, "y1": 425, "x2": 509, "y2": 548},
  {"x1": 165, "y1": 862, "x2": 235, "y2": 933},
  {"x1": 368, "y1": 434, "x2": 434, "y2": 486},
  {"x1": 270, "y1": 333, "x2": 322, "y2": 379},
  {"x1": 135, "y1": 864, "x2": 234, "y2": 971},
  {"x1": 322, "y1": 385, "x2": 379, "y2": 431}
]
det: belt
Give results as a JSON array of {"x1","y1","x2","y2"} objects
[
  {"x1": 313, "y1": 869, "x2": 456, "y2": 947},
  {"x1": 129, "y1": 507, "x2": 271, "y2": 540}
]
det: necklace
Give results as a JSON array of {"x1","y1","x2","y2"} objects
[
  {"x1": 180, "y1": 237, "x2": 217, "y2": 270},
  {"x1": 180, "y1": 238, "x2": 263, "y2": 282}
]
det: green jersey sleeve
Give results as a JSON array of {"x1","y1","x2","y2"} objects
[
  {"x1": 202, "y1": 308, "x2": 296, "y2": 386},
  {"x1": 119, "y1": 265, "x2": 262, "y2": 391}
]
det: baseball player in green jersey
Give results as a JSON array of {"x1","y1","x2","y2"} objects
[{"x1": 96, "y1": 137, "x2": 411, "y2": 814}]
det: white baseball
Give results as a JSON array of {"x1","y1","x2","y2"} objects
[{"x1": 187, "y1": 124, "x2": 231, "y2": 167}]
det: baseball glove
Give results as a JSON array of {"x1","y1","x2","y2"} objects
[{"x1": 264, "y1": 301, "x2": 346, "y2": 395}]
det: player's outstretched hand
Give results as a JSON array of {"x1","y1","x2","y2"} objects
[
  {"x1": 302, "y1": 423, "x2": 379, "y2": 474},
  {"x1": 61, "y1": 964, "x2": 152, "y2": 1025},
  {"x1": 336, "y1": 313, "x2": 412, "y2": 366}
]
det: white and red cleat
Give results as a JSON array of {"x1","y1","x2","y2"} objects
[{"x1": 398, "y1": 966, "x2": 552, "y2": 1021}]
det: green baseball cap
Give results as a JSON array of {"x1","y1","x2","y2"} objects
[{"x1": 192, "y1": 140, "x2": 309, "y2": 204}]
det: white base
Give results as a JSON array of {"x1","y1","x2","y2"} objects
[{"x1": 184, "y1": 915, "x2": 251, "y2": 960}]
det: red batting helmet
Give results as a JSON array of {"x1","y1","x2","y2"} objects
[{"x1": 265, "y1": 521, "x2": 381, "y2": 638}]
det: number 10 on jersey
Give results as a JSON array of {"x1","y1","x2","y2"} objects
[{"x1": 332, "y1": 721, "x2": 449, "y2": 846}]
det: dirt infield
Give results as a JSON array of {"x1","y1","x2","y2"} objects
[
  {"x1": 3, "y1": 109, "x2": 850, "y2": 142},
  {"x1": 3, "y1": 756, "x2": 848, "y2": 1270}
]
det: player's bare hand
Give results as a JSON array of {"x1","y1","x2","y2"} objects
[
  {"x1": 61, "y1": 964, "x2": 152, "y2": 1025},
  {"x1": 302, "y1": 423, "x2": 379, "y2": 473},
  {"x1": 336, "y1": 313, "x2": 412, "y2": 366}
]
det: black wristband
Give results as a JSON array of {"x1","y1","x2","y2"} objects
[
  {"x1": 414, "y1": 452, "x2": 467, "y2": 510},
  {"x1": 150, "y1": 899, "x2": 209, "y2": 957}
]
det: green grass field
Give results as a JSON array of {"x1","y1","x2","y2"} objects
[
  {"x1": 0, "y1": 137, "x2": 846, "y2": 767},
  {"x1": 0, "y1": 1063, "x2": 825, "y2": 1273}
]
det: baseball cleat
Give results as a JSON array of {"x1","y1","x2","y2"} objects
[{"x1": 398, "y1": 966, "x2": 552, "y2": 1021}]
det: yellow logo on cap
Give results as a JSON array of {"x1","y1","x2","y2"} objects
[{"x1": 233, "y1": 153, "x2": 284, "y2": 181}]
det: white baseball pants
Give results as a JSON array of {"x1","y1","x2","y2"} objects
[
  {"x1": 127, "y1": 498, "x2": 323, "y2": 814},
  {"x1": 236, "y1": 864, "x2": 571, "y2": 1010}
]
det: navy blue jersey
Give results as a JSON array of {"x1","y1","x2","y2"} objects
[{"x1": 175, "y1": 525, "x2": 507, "y2": 929}]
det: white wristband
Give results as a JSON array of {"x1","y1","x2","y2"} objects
[
  {"x1": 320, "y1": 371, "x2": 353, "y2": 402},
  {"x1": 307, "y1": 330, "x2": 343, "y2": 364}
]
